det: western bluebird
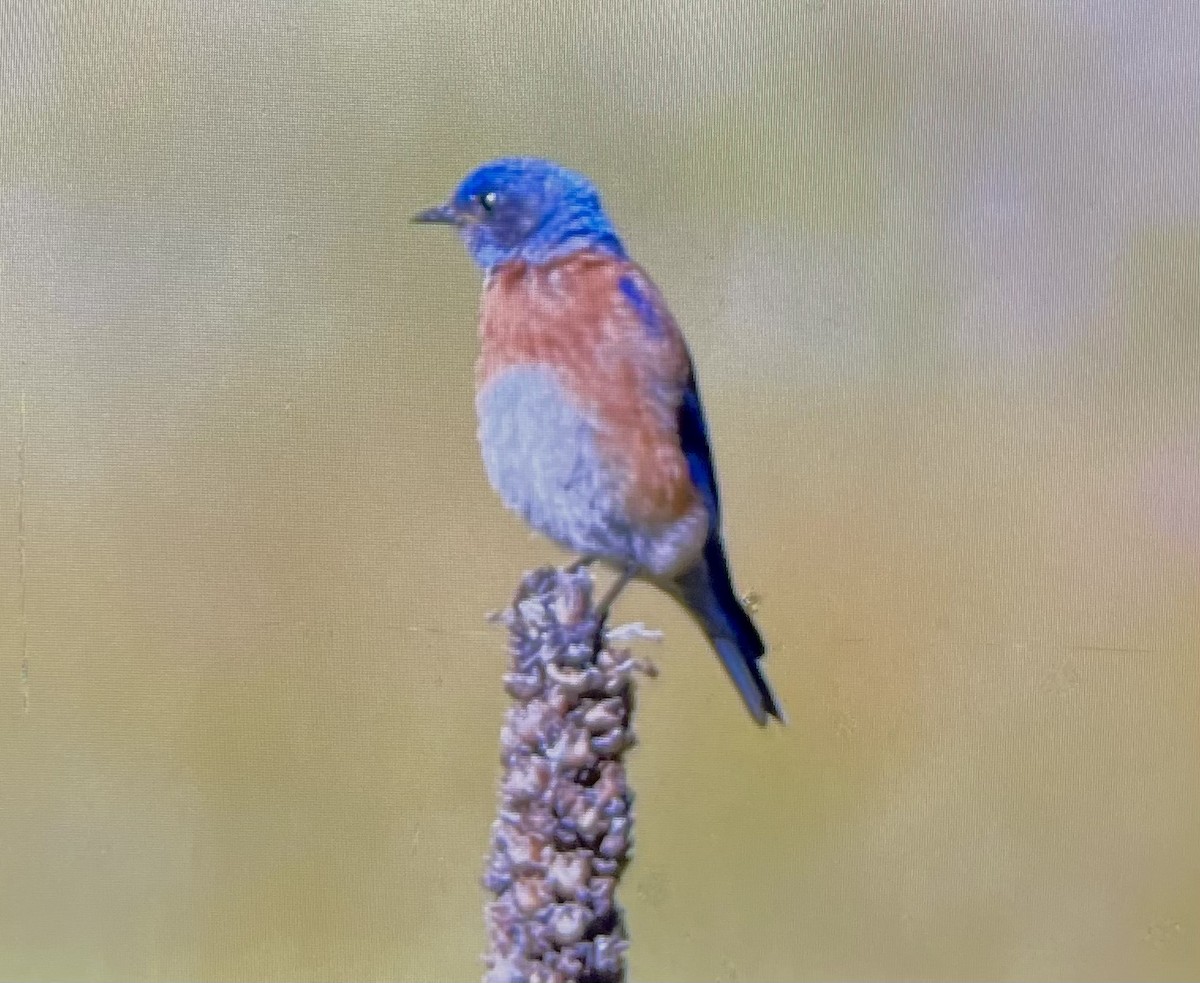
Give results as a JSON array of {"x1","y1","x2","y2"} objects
[{"x1": 414, "y1": 157, "x2": 783, "y2": 725}]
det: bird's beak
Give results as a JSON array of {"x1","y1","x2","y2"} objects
[{"x1": 411, "y1": 202, "x2": 460, "y2": 225}]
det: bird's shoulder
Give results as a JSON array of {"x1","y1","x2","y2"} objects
[{"x1": 477, "y1": 250, "x2": 691, "y2": 392}]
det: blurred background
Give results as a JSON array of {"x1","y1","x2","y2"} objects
[{"x1": 2, "y1": 1, "x2": 1199, "y2": 979}]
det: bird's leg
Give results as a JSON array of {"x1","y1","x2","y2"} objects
[
  {"x1": 565, "y1": 553, "x2": 599, "y2": 573},
  {"x1": 592, "y1": 564, "x2": 640, "y2": 648}
]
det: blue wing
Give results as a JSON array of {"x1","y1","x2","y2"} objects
[
  {"x1": 675, "y1": 365, "x2": 782, "y2": 724},
  {"x1": 678, "y1": 368, "x2": 722, "y2": 525}
]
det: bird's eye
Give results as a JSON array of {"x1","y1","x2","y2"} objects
[{"x1": 478, "y1": 190, "x2": 497, "y2": 212}]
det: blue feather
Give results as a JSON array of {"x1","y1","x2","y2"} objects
[
  {"x1": 678, "y1": 370, "x2": 721, "y2": 523},
  {"x1": 674, "y1": 368, "x2": 783, "y2": 724},
  {"x1": 617, "y1": 274, "x2": 665, "y2": 339}
]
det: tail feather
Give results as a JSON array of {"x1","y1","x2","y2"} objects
[{"x1": 675, "y1": 538, "x2": 784, "y2": 726}]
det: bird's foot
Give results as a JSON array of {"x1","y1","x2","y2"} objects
[{"x1": 589, "y1": 564, "x2": 639, "y2": 654}]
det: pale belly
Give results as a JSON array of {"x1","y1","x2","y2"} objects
[{"x1": 475, "y1": 365, "x2": 707, "y2": 577}]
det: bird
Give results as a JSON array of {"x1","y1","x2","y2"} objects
[{"x1": 413, "y1": 157, "x2": 783, "y2": 725}]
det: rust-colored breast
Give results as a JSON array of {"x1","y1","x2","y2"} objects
[{"x1": 477, "y1": 251, "x2": 699, "y2": 524}]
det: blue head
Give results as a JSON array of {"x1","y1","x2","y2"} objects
[{"x1": 413, "y1": 157, "x2": 626, "y2": 271}]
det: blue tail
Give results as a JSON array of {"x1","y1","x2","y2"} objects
[{"x1": 674, "y1": 536, "x2": 784, "y2": 726}]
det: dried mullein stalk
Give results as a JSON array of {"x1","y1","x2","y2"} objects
[{"x1": 483, "y1": 566, "x2": 656, "y2": 983}]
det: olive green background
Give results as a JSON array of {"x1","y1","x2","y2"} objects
[{"x1": 2, "y1": 2, "x2": 1198, "y2": 980}]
